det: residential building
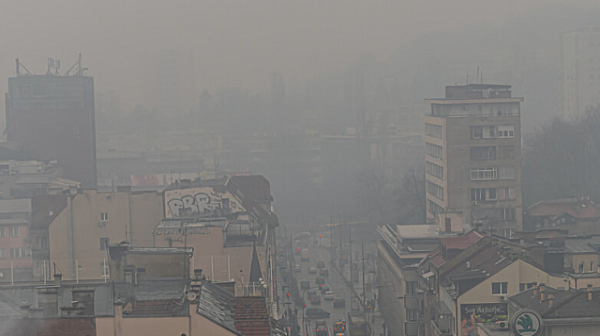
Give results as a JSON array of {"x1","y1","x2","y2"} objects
[
  {"x1": 561, "y1": 26, "x2": 600, "y2": 118},
  {"x1": 0, "y1": 273, "x2": 285, "y2": 336},
  {"x1": 5, "y1": 58, "x2": 97, "y2": 188},
  {"x1": 524, "y1": 196, "x2": 600, "y2": 235},
  {"x1": 0, "y1": 160, "x2": 79, "y2": 199},
  {"x1": 46, "y1": 188, "x2": 164, "y2": 281},
  {"x1": 0, "y1": 199, "x2": 33, "y2": 281},
  {"x1": 508, "y1": 284, "x2": 600, "y2": 336},
  {"x1": 425, "y1": 84, "x2": 523, "y2": 236}
]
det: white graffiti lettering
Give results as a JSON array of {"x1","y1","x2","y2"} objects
[{"x1": 167, "y1": 192, "x2": 220, "y2": 217}]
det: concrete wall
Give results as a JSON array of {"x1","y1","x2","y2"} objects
[
  {"x1": 456, "y1": 259, "x2": 564, "y2": 335},
  {"x1": 377, "y1": 241, "x2": 407, "y2": 336},
  {"x1": 164, "y1": 187, "x2": 244, "y2": 218},
  {"x1": 49, "y1": 190, "x2": 163, "y2": 280}
]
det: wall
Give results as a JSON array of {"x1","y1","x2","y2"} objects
[
  {"x1": 49, "y1": 190, "x2": 163, "y2": 280},
  {"x1": 549, "y1": 324, "x2": 600, "y2": 336},
  {"x1": 164, "y1": 187, "x2": 244, "y2": 218},
  {"x1": 96, "y1": 315, "x2": 189, "y2": 336},
  {"x1": 571, "y1": 253, "x2": 599, "y2": 274},
  {"x1": 456, "y1": 259, "x2": 564, "y2": 335},
  {"x1": 192, "y1": 311, "x2": 239, "y2": 336},
  {"x1": 424, "y1": 115, "x2": 447, "y2": 220},
  {"x1": 130, "y1": 191, "x2": 164, "y2": 246},
  {"x1": 0, "y1": 317, "x2": 96, "y2": 336},
  {"x1": 376, "y1": 241, "x2": 407, "y2": 336}
]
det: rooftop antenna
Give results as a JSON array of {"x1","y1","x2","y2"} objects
[
  {"x1": 15, "y1": 59, "x2": 33, "y2": 76},
  {"x1": 466, "y1": 69, "x2": 469, "y2": 84},
  {"x1": 477, "y1": 66, "x2": 480, "y2": 83}
]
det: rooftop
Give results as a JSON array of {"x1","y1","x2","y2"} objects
[
  {"x1": 510, "y1": 286, "x2": 600, "y2": 319},
  {"x1": 527, "y1": 196, "x2": 600, "y2": 219}
]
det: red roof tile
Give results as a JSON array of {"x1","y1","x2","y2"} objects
[
  {"x1": 527, "y1": 197, "x2": 600, "y2": 219},
  {"x1": 232, "y1": 297, "x2": 271, "y2": 336},
  {"x1": 440, "y1": 231, "x2": 484, "y2": 250}
]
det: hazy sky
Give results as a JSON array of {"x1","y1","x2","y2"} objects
[{"x1": 0, "y1": 0, "x2": 596, "y2": 115}]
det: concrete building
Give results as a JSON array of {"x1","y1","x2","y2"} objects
[
  {"x1": 425, "y1": 84, "x2": 523, "y2": 236},
  {"x1": 46, "y1": 188, "x2": 164, "y2": 281},
  {"x1": 0, "y1": 160, "x2": 79, "y2": 199},
  {"x1": 508, "y1": 284, "x2": 600, "y2": 336},
  {"x1": 524, "y1": 196, "x2": 600, "y2": 235},
  {"x1": 561, "y1": 26, "x2": 600, "y2": 118}
]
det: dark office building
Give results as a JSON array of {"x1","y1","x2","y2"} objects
[{"x1": 5, "y1": 66, "x2": 97, "y2": 188}]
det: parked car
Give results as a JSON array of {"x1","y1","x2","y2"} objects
[
  {"x1": 319, "y1": 268, "x2": 329, "y2": 277},
  {"x1": 308, "y1": 266, "x2": 318, "y2": 274},
  {"x1": 305, "y1": 308, "x2": 330, "y2": 319},
  {"x1": 300, "y1": 280, "x2": 310, "y2": 290},
  {"x1": 317, "y1": 260, "x2": 325, "y2": 269},
  {"x1": 324, "y1": 291, "x2": 335, "y2": 301},
  {"x1": 309, "y1": 294, "x2": 322, "y2": 305},
  {"x1": 294, "y1": 264, "x2": 301, "y2": 273},
  {"x1": 333, "y1": 298, "x2": 346, "y2": 308}
]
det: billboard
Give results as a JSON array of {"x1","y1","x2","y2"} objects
[{"x1": 460, "y1": 303, "x2": 508, "y2": 336}]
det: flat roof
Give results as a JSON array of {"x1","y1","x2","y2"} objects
[{"x1": 424, "y1": 97, "x2": 524, "y2": 104}]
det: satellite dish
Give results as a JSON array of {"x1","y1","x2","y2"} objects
[{"x1": 186, "y1": 292, "x2": 197, "y2": 301}]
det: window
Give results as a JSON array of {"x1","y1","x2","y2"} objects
[
  {"x1": 427, "y1": 200, "x2": 444, "y2": 217},
  {"x1": 8, "y1": 227, "x2": 19, "y2": 237},
  {"x1": 498, "y1": 167, "x2": 516, "y2": 180},
  {"x1": 101, "y1": 261, "x2": 110, "y2": 277},
  {"x1": 100, "y1": 213, "x2": 109, "y2": 221},
  {"x1": 406, "y1": 309, "x2": 418, "y2": 321},
  {"x1": 0, "y1": 249, "x2": 5, "y2": 259},
  {"x1": 406, "y1": 281, "x2": 418, "y2": 295},
  {"x1": 497, "y1": 146, "x2": 515, "y2": 160},
  {"x1": 492, "y1": 282, "x2": 508, "y2": 295},
  {"x1": 0, "y1": 227, "x2": 3, "y2": 237},
  {"x1": 425, "y1": 123, "x2": 443, "y2": 139},
  {"x1": 470, "y1": 126, "x2": 495, "y2": 139},
  {"x1": 470, "y1": 167, "x2": 497, "y2": 181},
  {"x1": 471, "y1": 188, "x2": 497, "y2": 202},
  {"x1": 519, "y1": 283, "x2": 536, "y2": 292},
  {"x1": 498, "y1": 125, "x2": 514, "y2": 138},
  {"x1": 498, "y1": 188, "x2": 516, "y2": 201},
  {"x1": 100, "y1": 238, "x2": 109, "y2": 251},
  {"x1": 427, "y1": 161, "x2": 444, "y2": 179},
  {"x1": 9, "y1": 247, "x2": 30, "y2": 259},
  {"x1": 470, "y1": 146, "x2": 496, "y2": 160},
  {"x1": 426, "y1": 142, "x2": 444, "y2": 160},
  {"x1": 500, "y1": 208, "x2": 516, "y2": 221},
  {"x1": 427, "y1": 181, "x2": 444, "y2": 200}
]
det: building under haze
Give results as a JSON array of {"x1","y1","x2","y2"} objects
[
  {"x1": 425, "y1": 84, "x2": 523, "y2": 236},
  {"x1": 5, "y1": 59, "x2": 97, "y2": 188},
  {"x1": 561, "y1": 26, "x2": 600, "y2": 118}
]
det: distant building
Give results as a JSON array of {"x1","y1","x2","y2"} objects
[
  {"x1": 425, "y1": 84, "x2": 523, "y2": 236},
  {"x1": 5, "y1": 59, "x2": 97, "y2": 188},
  {"x1": 525, "y1": 196, "x2": 600, "y2": 235},
  {"x1": 561, "y1": 26, "x2": 600, "y2": 118},
  {"x1": 0, "y1": 160, "x2": 79, "y2": 199}
]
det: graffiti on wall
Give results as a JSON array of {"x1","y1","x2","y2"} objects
[{"x1": 165, "y1": 187, "x2": 243, "y2": 218}]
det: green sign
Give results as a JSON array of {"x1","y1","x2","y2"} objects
[{"x1": 511, "y1": 309, "x2": 543, "y2": 336}]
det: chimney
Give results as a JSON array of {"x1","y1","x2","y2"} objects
[
  {"x1": 53, "y1": 273, "x2": 62, "y2": 287},
  {"x1": 466, "y1": 261, "x2": 471, "y2": 269},
  {"x1": 19, "y1": 304, "x2": 30, "y2": 319},
  {"x1": 588, "y1": 284, "x2": 593, "y2": 301},
  {"x1": 114, "y1": 300, "x2": 124, "y2": 319},
  {"x1": 72, "y1": 289, "x2": 95, "y2": 315},
  {"x1": 37, "y1": 287, "x2": 59, "y2": 317},
  {"x1": 548, "y1": 293, "x2": 554, "y2": 307},
  {"x1": 532, "y1": 285, "x2": 538, "y2": 297},
  {"x1": 539, "y1": 283, "x2": 546, "y2": 302}
]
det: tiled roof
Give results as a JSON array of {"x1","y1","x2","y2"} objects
[
  {"x1": 440, "y1": 231, "x2": 484, "y2": 250},
  {"x1": 232, "y1": 297, "x2": 271, "y2": 336},
  {"x1": 527, "y1": 197, "x2": 600, "y2": 219},
  {"x1": 197, "y1": 280, "x2": 238, "y2": 334},
  {"x1": 510, "y1": 286, "x2": 600, "y2": 319},
  {"x1": 125, "y1": 299, "x2": 186, "y2": 317}
]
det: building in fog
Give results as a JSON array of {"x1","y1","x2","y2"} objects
[
  {"x1": 5, "y1": 58, "x2": 97, "y2": 188},
  {"x1": 425, "y1": 84, "x2": 523, "y2": 236},
  {"x1": 561, "y1": 26, "x2": 600, "y2": 118}
]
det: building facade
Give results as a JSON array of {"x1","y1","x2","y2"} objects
[
  {"x1": 561, "y1": 26, "x2": 600, "y2": 118},
  {"x1": 425, "y1": 84, "x2": 523, "y2": 236},
  {"x1": 5, "y1": 65, "x2": 97, "y2": 188}
]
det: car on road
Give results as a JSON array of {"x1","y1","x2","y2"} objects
[
  {"x1": 319, "y1": 268, "x2": 329, "y2": 277},
  {"x1": 333, "y1": 321, "x2": 346, "y2": 335},
  {"x1": 333, "y1": 297, "x2": 346, "y2": 308},
  {"x1": 294, "y1": 264, "x2": 301, "y2": 273},
  {"x1": 324, "y1": 291, "x2": 334, "y2": 301},
  {"x1": 309, "y1": 294, "x2": 322, "y2": 305},
  {"x1": 319, "y1": 284, "x2": 330, "y2": 294},
  {"x1": 308, "y1": 266, "x2": 317, "y2": 274},
  {"x1": 295, "y1": 247, "x2": 301, "y2": 255},
  {"x1": 300, "y1": 280, "x2": 310, "y2": 290},
  {"x1": 315, "y1": 276, "x2": 325, "y2": 285},
  {"x1": 317, "y1": 260, "x2": 325, "y2": 269},
  {"x1": 315, "y1": 320, "x2": 329, "y2": 336},
  {"x1": 305, "y1": 308, "x2": 330, "y2": 319},
  {"x1": 301, "y1": 249, "x2": 311, "y2": 261}
]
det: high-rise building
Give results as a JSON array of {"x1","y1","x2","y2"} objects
[
  {"x1": 5, "y1": 58, "x2": 97, "y2": 188},
  {"x1": 424, "y1": 84, "x2": 523, "y2": 236},
  {"x1": 561, "y1": 26, "x2": 600, "y2": 118}
]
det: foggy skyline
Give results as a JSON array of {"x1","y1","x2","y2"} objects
[{"x1": 1, "y1": 0, "x2": 598, "y2": 123}]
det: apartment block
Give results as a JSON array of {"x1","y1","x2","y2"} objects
[
  {"x1": 561, "y1": 26, "x2": 600, "y2": 118},
  {"x1": 425, "y1": 84, "x2": 523, "y2": 236}
]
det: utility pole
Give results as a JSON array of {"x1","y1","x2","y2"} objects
[
  {"x1": 329, "y1": 212, "x2": 334, "y2": 265},
  {"x1": 349, "y1": 223, "x2": 353, "y2": 282},
  {"x1": 362, "y1": 241, "x2": 366, "y2": 312}
]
